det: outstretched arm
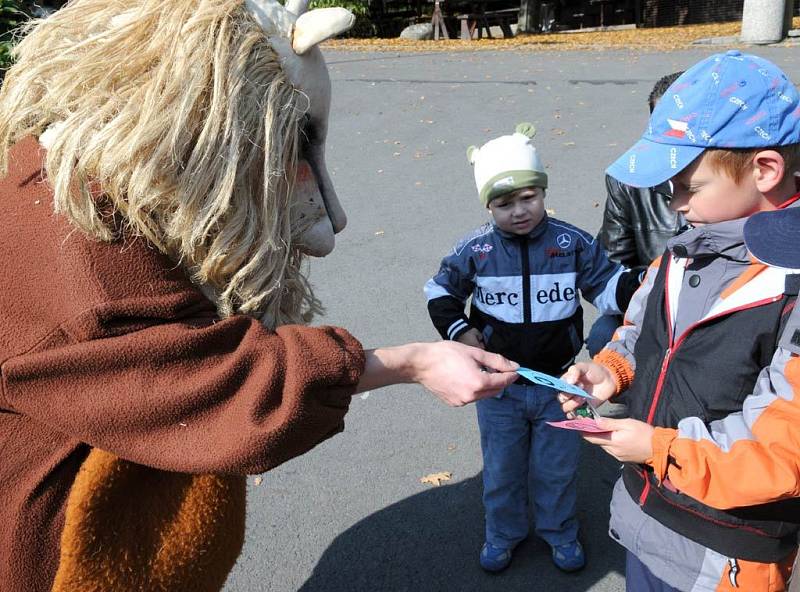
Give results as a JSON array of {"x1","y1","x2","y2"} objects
[{"x1": 356, "y1": 341, "x2": 519, "y2": 406}]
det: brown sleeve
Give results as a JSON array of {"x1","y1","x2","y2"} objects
[{"x1": 1, "y1": 299, "x2": 365, "y2": 475}]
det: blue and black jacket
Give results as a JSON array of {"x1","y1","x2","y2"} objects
[{"x1": 425, "y1": 216, "x2": 637, "y2": 375}]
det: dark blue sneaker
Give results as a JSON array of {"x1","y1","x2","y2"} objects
[
  {"x1": 550, "y1": 540, "x2": 585, "y2": 572},
  {"x1": 479, "y1": 542, "x2": 513, "y2": 572}
]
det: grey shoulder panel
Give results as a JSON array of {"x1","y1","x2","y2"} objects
[{"x1": 453, "y1": 223, "x2": 494, "y2": 256}]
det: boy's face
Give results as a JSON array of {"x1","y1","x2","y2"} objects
[
  {"x1": 488, "y1": 187, "x2": 545, "y2": 235},
  {"x1": 669, "y1": 153, "x2": 773, "y2": 226}
]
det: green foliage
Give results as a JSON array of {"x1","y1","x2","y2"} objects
[
  {"x1": 0, "y1": 0, "x2": 30, "y2": 73},
  {"x1": 308, "y1": 0, "x2": 376, "y2": 37},
  {"x1": 309, "y1": 0, "x2": 369, "y2": 15}
]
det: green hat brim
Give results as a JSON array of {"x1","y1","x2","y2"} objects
[{"x1": 481, "y1": 170, "x2": 548, "y2": 206}]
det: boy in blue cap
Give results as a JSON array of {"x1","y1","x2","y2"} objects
[{"x1": 559, "y1": 51, "x2": 800, "y2": 591}]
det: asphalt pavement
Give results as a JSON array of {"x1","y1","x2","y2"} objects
[{"x1": 223, "y1": 46, "x2": 800, "y2": 592}]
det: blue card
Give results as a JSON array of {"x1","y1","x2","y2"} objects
[{"x1": 516, "y1": 367, "x2": 595, "y2": 399}]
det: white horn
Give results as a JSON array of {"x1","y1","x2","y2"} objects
[
  {"x1": 286, "y1": 0, "x2": 310, "y2": 16},
  {"x1": 292, "y1": 8, "x2": 354, "y2": 55},
  {"x1": 245, "y1": 0, "x2": 295, "y2": 38}
]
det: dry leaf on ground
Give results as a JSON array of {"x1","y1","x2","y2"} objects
[
  {"x1": 324, "y1": 18, "x2": 800, "y2": 53},
  {"x1": 420, "y1": 471, "x2": 452, "y2": 486}
]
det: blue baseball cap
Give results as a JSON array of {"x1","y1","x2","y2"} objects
[
  {"x1": 607, "y1": 50, "x2": 800, "y2": 188},
  {"x1": 744, "y1": 205, "x2": 800, "y2": 268}
]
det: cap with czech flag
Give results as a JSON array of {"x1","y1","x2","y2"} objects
[{"x1": 606, "y1": 50, "x2": 800, "y2": 188}]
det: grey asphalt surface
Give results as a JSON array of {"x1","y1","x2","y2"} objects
[{"x1": 223, "y1": 46, "x2": 800, "y2": 592}]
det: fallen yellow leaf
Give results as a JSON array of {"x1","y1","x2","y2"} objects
[
  {"x1": 420, "y1": 471, "x2": 453, "y2": 486},
  {"x1": 321, "y1": 18, "x2": 800, "y2": 53}
]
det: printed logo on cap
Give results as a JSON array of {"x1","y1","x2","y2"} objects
[{"x1": 665, "y1": 119, "x2": 688, "y2": 139}]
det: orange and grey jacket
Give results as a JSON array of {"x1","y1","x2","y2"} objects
[{"x1": 597, "y1": 216, "x2": 799, "y2": 591}]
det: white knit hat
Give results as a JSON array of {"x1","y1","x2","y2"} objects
[{"x1": 467, "y1": 123, "x2": 547, "y2": 206}]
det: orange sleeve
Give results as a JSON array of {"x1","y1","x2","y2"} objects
[
  {"x1": 647, "y1": 354, "x2": 800, "y2": 509},
  {"x1": 593, "y1": 348, "x2": 634, "y2": 394},
  {"x1": 647, "y1": 427, "x2": 678, "y2": 482}
]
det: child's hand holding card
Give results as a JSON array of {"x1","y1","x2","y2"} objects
[
  {"x1": 546, "y1": 418, "x2": 611, "y2": 433},
  {"x1": 515, "y1": 367, "x2": 596, "y2": 399},
  {"x1": 516, "y1": 367, "x2": 608, "y2": 433}
]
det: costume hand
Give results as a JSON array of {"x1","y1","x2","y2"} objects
[
  {"x1": 456, "y1": 328, "x2": 485, "y2": 350},
  {"x1": 581, "y1": 418, "x2": 654, "y2": 464},
  {"x1": 411, "y1": 341, "x2": 518, "y2": 406},
  {"x1": 557, "y1": 362, "x2": 616, "y2": 416}
]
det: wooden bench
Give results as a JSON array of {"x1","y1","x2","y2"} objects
[
  {"x1": 458, "y1": 7, "x2": 518, "y2": 39},
  {"x1": 370, "y1": 0, "x2": 422, "y2": 37}
]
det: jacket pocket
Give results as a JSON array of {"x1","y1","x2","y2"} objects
[{"x1": 608, "y1": 477, "x2": 644, "y2": 554}]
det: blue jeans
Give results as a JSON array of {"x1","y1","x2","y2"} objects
[
  {"x1": 586, "y1": 314, "x2": 623, "y2": 358},
  {"x1": 625, "y1": 552, "x2": 679, "y2": 592},
  {"x1": 476, "y1": 383, "x2": 580, "y2": 549}
]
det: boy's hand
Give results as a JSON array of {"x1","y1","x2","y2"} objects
[
  {"x1": 456, "y1": 327, "x2": 485, "y2": 350},
  {"x1": 558, "y1": 362, "x2": 617, "y2": 416},
  {"x1": 581, "y1": 418, "x2": 654, "y2": 464}
]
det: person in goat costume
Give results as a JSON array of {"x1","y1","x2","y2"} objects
[{"x1": 0, "y1": 1, "x2": 519, "y2": 590}]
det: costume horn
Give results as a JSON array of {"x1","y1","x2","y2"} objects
[
  {"x1": 245, "y1": 0, "x2": 354, "y2": 55},
  {"x1": 292, "y1": 8, "x2": 355, "y2": 54},
  {"x1": 244, "y1": 0, "x2": 294, "y2": 38},
  {"x1": 285, "y1": 0, "x2": 309, "y2": 16}
]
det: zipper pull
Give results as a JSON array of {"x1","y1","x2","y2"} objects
[
  {"x1": 727, "y1": 557, "x2": 739, "y2": 588},
  {"x1": 661, "y1": 348, "x2": 671, "y2": 371}
]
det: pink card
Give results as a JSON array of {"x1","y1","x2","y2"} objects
[{"x1": 546, "y1": 418, "x2": 611, "y2": 433}]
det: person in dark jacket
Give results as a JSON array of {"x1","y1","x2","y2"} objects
[
  {"x1": 586, "y1": 71, "x2": 685, "y2": 357},
  {"x1": 425, "y1": 123, "x2": 633, "y2": 574}
]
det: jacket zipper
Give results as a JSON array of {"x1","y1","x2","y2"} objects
[
  {"x1": 638, "y1": 346, "x2": 670, "y2": 505},
  {"x1": 641, "y1": 297, "x2": 781, "y2": 440},
  {"x1": 521, "y1": 237, "x2": 531, "y2": 324},
  {"x1": 638, "y1": 261, "x2": 782, "y2": 506},
  {"x1": 646, "y1": 348, "x2": 672, "y2": 425}
]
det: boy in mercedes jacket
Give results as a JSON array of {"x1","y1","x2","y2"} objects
[
  {"x1": 425, "y1": 123, "x2": 637, "y2": 574},
  {"x1": 559, "y1": 52, "x2": 800, "y2": 591}
]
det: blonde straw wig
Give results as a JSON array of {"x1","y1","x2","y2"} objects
[{"x1": 0, "y1": 0, "x2": 322, "y2": 326}]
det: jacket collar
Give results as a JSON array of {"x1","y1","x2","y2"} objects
[
  {"x1": 666, "y1": 217, "x2": 749, "y2": 263},
  {"x1": 492, "y1": 214, "x2": 549, "y2": 241}
]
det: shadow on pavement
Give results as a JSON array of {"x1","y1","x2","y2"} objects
[{"x1": 299, "y1": 441, "x2": 625, "y2": 592}]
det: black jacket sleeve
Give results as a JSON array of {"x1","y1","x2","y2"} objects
[
  {"x1": 598, "y1": 174, "x2": 639, "y2": 268},
  {"x1": 615, "y1": 266, "x2": 648, "y2": 312},
  {"x1": 424, "y1": 245, "x2": 477, "y2": 341}
]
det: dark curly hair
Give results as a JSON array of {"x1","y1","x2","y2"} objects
[{"x1": 648, "y1": 71, "x2": 684, "y2": 113}]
